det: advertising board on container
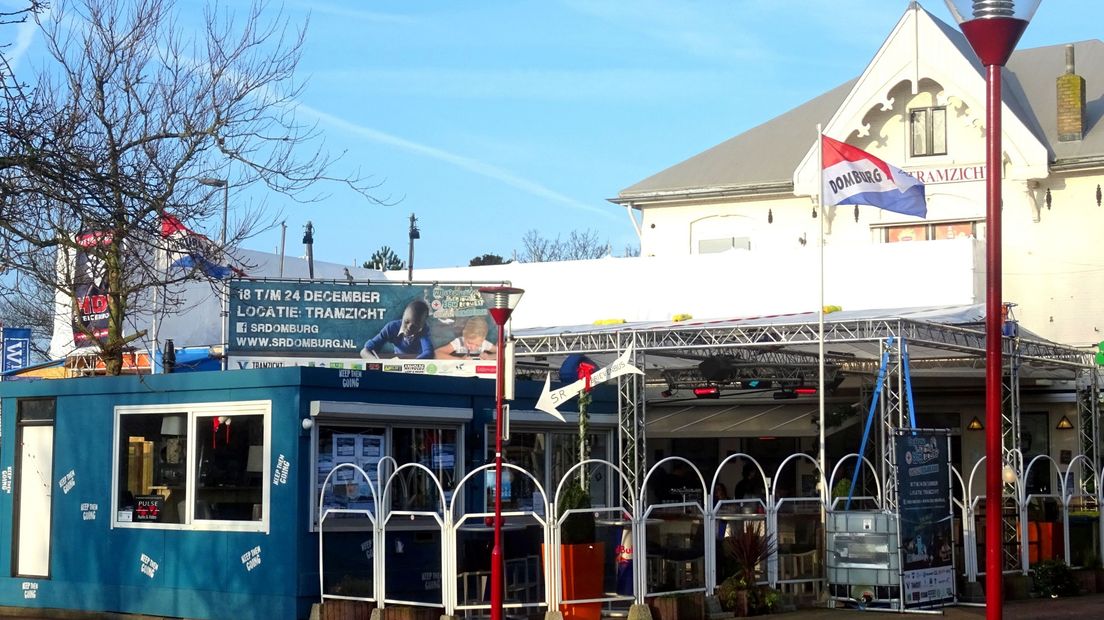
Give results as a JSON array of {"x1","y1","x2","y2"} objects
[
  {"x1": 894, "y1": 428, "x2": 955, "y2": 608},
  {"x1": 227, "y1": 279, "x2": 503, "y2": 377}
]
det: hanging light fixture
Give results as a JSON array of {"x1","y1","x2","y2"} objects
[
  {"x1": 768, "y1": 208, "x2": 773, "y2": 224},
  {"x1": 812, "y1": 205, "x2": 818, "y2": 218}
]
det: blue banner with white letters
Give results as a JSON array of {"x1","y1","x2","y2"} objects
[{"x1": 2, "y1": 327, "x2": 32, "y2": 374}]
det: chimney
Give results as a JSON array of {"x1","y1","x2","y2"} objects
[{"x1": 1057, "y1": 44, "x2": 1086, "y2": 142}]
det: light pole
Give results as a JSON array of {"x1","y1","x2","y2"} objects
[
  {"x1": 943, "y1": 1, "x2": 1039, "y2": 616},
  {"x1": 408, "y1": 213, "x2": 420, "y2": 282},
  {"x1": 199, "y1": 177, "x2": 230, "y2": 368},
  {"x1": 479, "y1": 285, "x2": 525, "y2": 620}
]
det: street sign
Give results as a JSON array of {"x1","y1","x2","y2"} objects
[{"x1": 535, "y1": 344, "x2": 643, "y2": 420}]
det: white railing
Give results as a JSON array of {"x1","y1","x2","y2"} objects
[{"x1": 316, "y1": 450, "x2": 1102, "y2": 611}]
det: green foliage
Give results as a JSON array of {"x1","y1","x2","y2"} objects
[
  {"x1": 716, "y1": 575, "x2": 780, "y2": 616},
  {"x1": 832, "y1": 478, "x2": 852, "y2": 500},
  {"x1": 1033, "y1": 559, "x2": 1079, "y2": 597},
  {"x1": 716, "y1": 575, "x2": 749, "y2": 612},
  {"x1": 722, "y1": 528, "x2": 777, "y2": 586},
  {"x1": 363, "y1": 246, "x2": 405, "y2": 271},
  {"x1": 469, "y1": 253, "x2": 510, "y2": 266},
  {"x1": 558, "y1": 480, "x2": 595, "y2": 544}
]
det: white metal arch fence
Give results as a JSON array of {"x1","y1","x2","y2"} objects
[{"x1": 316, "y1": 451, "x2": 1103, "y2": 613}]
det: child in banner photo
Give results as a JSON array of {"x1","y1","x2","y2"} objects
[
  {"x1": 360, "y1": 299, "x2": 434, "y2": 359},
  {"x1": 434, "y1": 316, "x2": 496, "y2": 360}
]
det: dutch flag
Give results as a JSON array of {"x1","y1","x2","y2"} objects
[
  {"x1": 821, "y1": 134, "x2": 926, "y2": 218},
  {"x1": 160, "y1": 214, "x2": 242, "y2": 280}
]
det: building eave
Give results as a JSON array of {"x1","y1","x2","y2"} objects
[
  {"x1": 609, "y1": 181, "x2": 795, "y2": 208},
  {"x1": 1050, "y1": 155, "x2": 1104, "y2": 173}
]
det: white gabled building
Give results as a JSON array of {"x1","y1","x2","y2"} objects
[{"x1": 611, "y1": 3, "x2": 1103, "y2": 349}]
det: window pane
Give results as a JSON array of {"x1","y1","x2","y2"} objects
[
  {"x1": 392, "y1": 426, "x2": 458, "y2": 511},
  {"x1": 317, "y1": 426, "x2": 385, "y2": 519},
  {"x1": 910, "y1": 109, "x2": 929, "y2": 156},
  {"x1": 885, "y1": 225, "x2": 927, "y2": 243},
  {"x1": 195, "y1": 414, "x2": 264, "y2": 521},
  {"x1": 18, "y1": 399, "x2": 55, "y2": 423},
  {"x1": 503, "y1": 432, "x2": 546, "y2": 511},
  {"x1": 117, "y1": 413, "x2": 187, "y2": 524},
  {"x1": 550, "y1": 432, "x2": 610, "y2": 507},
  {"x1": 935, "y1": 222, "x2": 974, "y2": 240},
  {"x1": 932, "y1": 107, "x2": 947, "y2": 154},
  {"x1": 698, "y1": 238, "x2": 735, "y2": 254}
]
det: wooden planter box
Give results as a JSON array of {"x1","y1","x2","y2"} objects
[
  {"x1": 1073, "y1": 569, "x2": 1097, "y2": 594},
  {"x1": 322, "y1": 600, "x2": 374, "y2": 620},
  {"x1": 648, "y1": 592, "x2": 704, "y2": 620}
]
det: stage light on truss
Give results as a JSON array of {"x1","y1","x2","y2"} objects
[{"x1": 693, "y1": 386, "x2": 721, "y2": 399}]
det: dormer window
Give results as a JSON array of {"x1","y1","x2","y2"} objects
[{"x1": 909, "y1": 106, "x2": 947, "y2": 157}]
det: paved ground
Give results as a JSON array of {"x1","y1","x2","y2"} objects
[
  {"x1": 777, "y1": 592, "x2": 1104, "y2": 618},
  {"x1": 7, "y1": 595, "x2": 1104, "y2": 619}
]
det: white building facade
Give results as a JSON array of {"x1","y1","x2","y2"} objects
[{"x1": 612, "y1": 4, "x2": 1103, "y2": 349}]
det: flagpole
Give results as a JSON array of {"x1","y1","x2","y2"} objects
[{"x1": 816, "y1": 125, "x2": 826, "y2": 494}]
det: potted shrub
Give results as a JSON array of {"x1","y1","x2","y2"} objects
[
  {"x1": 554, "y1": 386, "x2": 605, "y2": 620},
  {"x1": 716, "y1": 528, "x2": 778, "y2": 616},
  {"x1": 1032, "y1": 559, "x2": 1079, "y2": 598}
]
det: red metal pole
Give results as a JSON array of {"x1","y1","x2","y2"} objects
[
  {"x1": 491, "y1": 318, "x2": 506, "y2": 620},
  {"x1": 984, "y1": 62, "x2": 1004, "y2": 620}
]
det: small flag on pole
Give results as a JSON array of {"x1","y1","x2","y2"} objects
[
  {"x1": 161, "y1": 214, "x2": 243, "y2": 280},
  {"x1": 821, "y1": 135, "x2": 926, "y2": 218}
]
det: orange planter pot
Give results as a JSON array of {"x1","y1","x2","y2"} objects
[{"x1": 554, "y1": 543, "x2": 606, "y2": 620}]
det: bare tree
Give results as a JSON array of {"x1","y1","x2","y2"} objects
[
  {"x1": 0, "y1": 0, "x2": 385, "y2": 374},
  {"x1": 516, "y1": 229, "x2": 611, "y2": 262},
  {"x1": 0, "y1": 265, "x2": 55, "y2": 361}
]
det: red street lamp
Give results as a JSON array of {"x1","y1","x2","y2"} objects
[
  {"x1": 479, "y1": 285, "x2": 525, "y2": 620},
  {"x1": 943, "y1": 1, "x2": 1039, "y2": 616}
]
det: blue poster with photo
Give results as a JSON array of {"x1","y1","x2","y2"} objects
[{"x1": 228, "y1": 280, "x2": 499, "y2": 361}]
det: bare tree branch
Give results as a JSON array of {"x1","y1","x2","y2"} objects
[{"x1": 0, "y1": 0, "x2": 389, "y2": 374}]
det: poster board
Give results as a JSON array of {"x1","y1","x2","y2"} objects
[
  {"x1": 894, "y1": 428, "x2": 955, "y2": 608},
  {"x1": 228, "y1": 279, "x2": 504, "y2": 377}
]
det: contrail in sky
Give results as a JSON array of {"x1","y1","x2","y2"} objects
[
  {"x1": 7, "y1": 8, "x2": 47, "y2": 72},
  {"x1": 300, "y1": 104, "x2": 615, "y2": 220}
]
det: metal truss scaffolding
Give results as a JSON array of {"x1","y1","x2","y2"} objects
[
  {"x1": 1077, "y1": 369, "x2": 1101, "y2": 496},
  {"x1": 1002, "y1": 336, "x2": 1023, "y2": 571},
  {"x1": 617, "y1": 334, "x2": 646, "y2": 507},
  {"x1": 513, "y1": 312, "x2": 1097, "y2": 517}
]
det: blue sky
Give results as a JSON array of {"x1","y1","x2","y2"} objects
[{"x1": 8, "y1": 0, "x2": 1102, "y2": 269}]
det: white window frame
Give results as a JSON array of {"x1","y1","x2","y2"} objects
[
  {"x1": 111, "y1": 400, "x2": 272, "y2": 533},
  {"x1": 308, "y1": 401, "x2": 471, "y2": 531},
  {"x1": 909, "y1": 106, "x2": 948, "y2": 157},
  {"x1": 484, "y1": 412, "x2": 618, "y2": 512}
]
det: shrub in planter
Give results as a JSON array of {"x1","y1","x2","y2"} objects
[
  {"x1": 1032, "y1": 559, "x2": 1079, "y2": 598},
  {"x1": 716, "y1": 576, "x2": 750, "y2": 617}
]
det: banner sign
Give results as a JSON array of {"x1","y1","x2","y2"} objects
[
  {"x1": 227, "y1": 280, "x2": 501, "y2": 375},
  {"x1": 2, "y1": 328, "x2": 32, "y2": 374},
  {"x1": 230, "y1": 354, "x2": 497, "y2": 378},
  {"x1": 73, "y1": 231, "x2": 113, "y2": 344},
  {"x1": 894, "y1": 428, "x2": 955, "y2": 608}
]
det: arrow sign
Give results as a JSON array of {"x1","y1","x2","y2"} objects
[{"x1": 535, "y1": 344, "x2": 644, "y2": 420}]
